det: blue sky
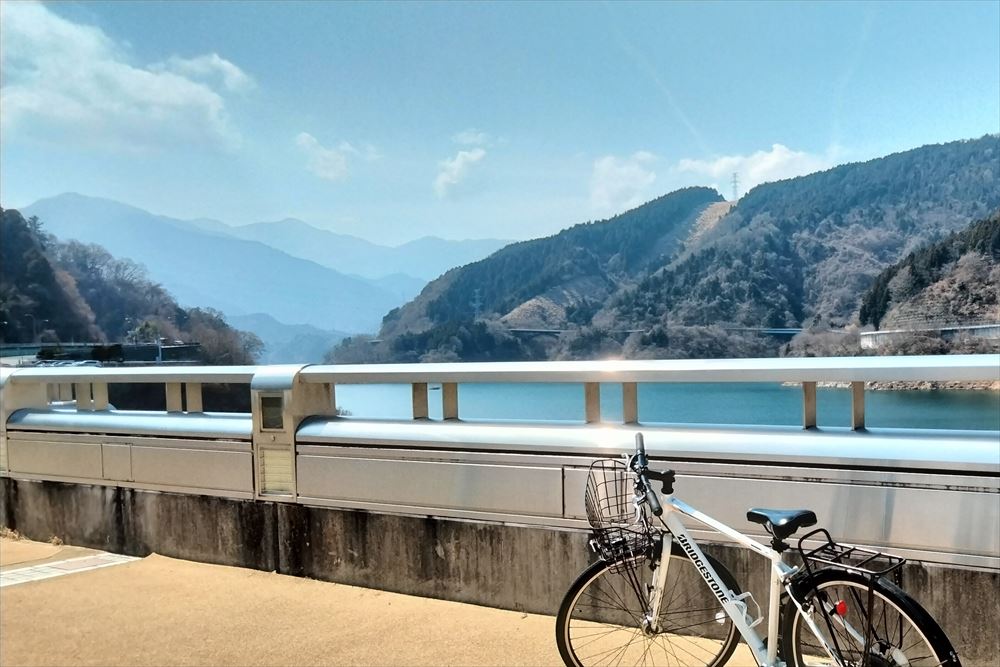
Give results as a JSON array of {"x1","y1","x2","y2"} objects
[{"x1": 2, "y1": 0, "x2": 998, "y2": 243}]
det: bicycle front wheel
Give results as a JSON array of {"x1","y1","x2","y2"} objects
[
  {"x1": 555, "y1": 543, "x2": 741, "y2": 667},
  {"x1": 781, "y1": 569, "x2": 961, "y2": 666}
]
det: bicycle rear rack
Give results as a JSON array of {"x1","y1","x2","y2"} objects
[
  {"x1": 797, "y1": 528, "x2": 906, "y2": 581},
  {"x1": 795, "y1": 528, "x2": 908, "y2": 666}
]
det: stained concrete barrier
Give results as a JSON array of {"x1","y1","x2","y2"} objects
[{"x1": 1, "y1": 476, "x2": 996, "y2": 664}]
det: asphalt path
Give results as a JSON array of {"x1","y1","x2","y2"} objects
[{"x1": 0, "y1": 538, "x2": 759, "y2": 666}]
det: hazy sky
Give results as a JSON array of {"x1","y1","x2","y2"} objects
[{"x1": 2, "y1": 0, "x2": 998, "y2": 243}]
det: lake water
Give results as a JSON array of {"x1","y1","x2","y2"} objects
[{"x1": 335, "y1": 382, "x2": 1000, "y2": 431}]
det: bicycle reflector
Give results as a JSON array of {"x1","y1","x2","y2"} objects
[{"x1": 834, "y1": 600, "x2": 848, "y2": 616}]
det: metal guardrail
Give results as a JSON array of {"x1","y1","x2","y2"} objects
[
  {"x1": 1, "y1": 356, "x2": 998, "y2": 568},
  {"x1": 300, "y1": 355, "x2": 1000, "y2": 383},
  {"x1": 860, "y1": 324, "x2": 1000, "y2": 349},
  {"x1": 301, "y1": 355, "x2": 1000, "y2": 426},
  {"x1": 5, "y1": 365, "x2": 258, "y2": 383},
  {"x1": 5, "y1": 355, "x2": 994, "y2": 426}
]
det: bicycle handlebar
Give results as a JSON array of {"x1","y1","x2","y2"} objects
[
  {"x1": 643, "y1": 476, "x2": 663, "y2": 516},
  {"x1": 632, "y1": 432, "x2": 674, "y2": 516},
  {"x1": 634, "y1": 432, "x2": 648, "y2": 468}
]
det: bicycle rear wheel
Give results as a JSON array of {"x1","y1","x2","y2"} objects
[
  {"x1": 781, "y1": 569, "x2": 961, "y2": 666},
  {"x1": 555, "y1": 543, "x2": 741, "y2": 667}
]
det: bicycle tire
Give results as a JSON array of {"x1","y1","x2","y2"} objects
[
  {"x1": 781, "y1": 568, "x2": 961, "y2": 666},
  {"x1": 556, "y1": 542, "x2": 742, "y2": 667}
]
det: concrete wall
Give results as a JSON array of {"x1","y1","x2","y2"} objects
[
  {"x1": 0, "y1": 477, "x2": 275, "y2": 570},
  {"x1": 2, "y1": 477, "x2": 996, "y2": 664}
]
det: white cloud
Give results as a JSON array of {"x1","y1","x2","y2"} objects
[
  {"x1": 675, "y1": 144, "x2": 835, "y2": 198},
  {"x1": 337, "y1": 141, "x2": 381, "y2": 162},
  {"x1": 434, "y1": 148, "x2": 486, "y2": 198},
  {"x1": 152, "y1": 53, "x2": 255, "y2": 93},
  {"x1": 452, "y1": 128, "x2": 491, "y2": 146},
  {"x1": 0, "y1": 1, "x2": 251, "y2": 150},
  {"x1": 294, "y1": 134, "x2": 379, "y2": 182},
  {"x1": 296, "y1": 133, "x2": 351, "y2": 182},
  {"x1": 590, "y1": 151, "x2": 658, "y2": 214}
]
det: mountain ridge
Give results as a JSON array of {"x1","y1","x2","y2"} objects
[
  {"x1": 338, "y1": 135, "x2": 1000, "y2": 363},
  {"x1": 611, "y1": 135, "x2": 1000, "y2": 335},
  {"x1": 378, "y1": 185, "x2": 723, "y2": 341},
  {"x1": 196, "y1": 216, "x2": 510, "y2": 281},
  {"x1": 22, "y1": 193, "x2": 400, "y2": 333}
]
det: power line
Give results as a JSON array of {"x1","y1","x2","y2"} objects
[{"x1": 731, "y1": 172, "x2": 739, "y2": 201}]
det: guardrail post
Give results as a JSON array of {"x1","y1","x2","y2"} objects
[
  {"x1": 622, "y1": 382, "x2": 638, "y2": 424},
  {"x1": 165, "y1": 383, "x2": 183, "y2": 412},
  {"x1": 412, "y1": 383, "x2": 429, "y2": 420},
  {"x1": 58, "y1": 383, "x2": 72, "y2": 401},
  {"x1": 851, "y1": 381, "x2": 866, "y2": 430},
  {"x1": 251, "y1": 365, "x2": 336, "y2": 501},
  {"x1": 74, "y1": 383, "x2": 94, "y2": 411},
  {"x1": 0, "y1": 370, "x2": 50, "y2": 474},
  {"x1": 185, "y1": 382, "x2": 203, "y2": 413},
  {"x1": 92, "y1": 382, "x2": 109, "y2": 411},
  {"x1": 802, "y1": 381, "x2": 817, "y2": 429},
  {"x1": 442, "y1": 383, "x2": 459, "y2": 420},
  {"x1": 584, "y1": 383, "x2": 601, "y2": 423}
]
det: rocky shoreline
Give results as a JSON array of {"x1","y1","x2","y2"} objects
[
  {"x1": 785, "y1": 380, "x2": 1000, "y2": 391},
  {"x1": 868, "y1": 380, "x2": 1000, "y2": 391}
]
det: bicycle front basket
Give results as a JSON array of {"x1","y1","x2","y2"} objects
[{"x1": 585, "y1": 458, "x2": 653, "y2": 564}]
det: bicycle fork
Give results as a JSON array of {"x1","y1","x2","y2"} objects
[{"x1": 645, "y1": 537, "x2": 672, "y2": 633}]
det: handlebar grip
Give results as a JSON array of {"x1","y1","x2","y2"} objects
[
  {"x1": 645, "y1": 482, "x2": 663, "y2": 516},
  {"x1": 635, "y1": 432, "x2": 648, "y2": 467}
]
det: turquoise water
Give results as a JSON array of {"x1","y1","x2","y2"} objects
[{"x1": 335, "y1": 382, "x2": 1000, "y2": 430}]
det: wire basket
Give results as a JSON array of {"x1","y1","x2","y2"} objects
[{"x1": 585, "y1": 459, "x2": 654, "y2": 567}]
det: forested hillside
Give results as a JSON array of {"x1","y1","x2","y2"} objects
[
  {"x1": 0, "y1": 209, "x2": 101, "y2": 343},
  {"x1": 612, "y1": 135, "x2": 1000, "y2": 331},
  {"x1": 337, "y1": 135, "x2": 999, "y2": 363},
  {"x1": 339, "y1": 187, "x2": 722, "y2": 362},
  {"x1": 364, "y1": 187, "x2": 722, "y2": 359},
  {"x1": 859, "y1": 211, "x2": 1000, "y2": 330},
  {"x1": 0, "y1": 208, "x2": 261, "y2": 365}
]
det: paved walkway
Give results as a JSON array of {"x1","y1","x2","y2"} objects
[
  {"x1": 1, "y1": 552, "x2": 139, "y2": 588},
  {"x1": 0, "y1": 537, "x2": 759, "y2": 666},
  {"x1": 0, "y1": 537, "x2": 100, "y2": 569},
  {"x1": 0, "y1": 537, "x2": 563, "y2": 667}
]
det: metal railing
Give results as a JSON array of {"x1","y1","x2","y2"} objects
[
  {"x1": 2, "y1": 355, "x2": 998, "y2": 568},
  {"x1": 300, "y1": 355, "x2": 1000, "y2": 427},
  {"x1": 6, "y1": 355, "x2": 997, "y2": 423}
]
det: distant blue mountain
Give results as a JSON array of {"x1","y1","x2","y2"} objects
[
  {"x1": 23, "y1": 194, "x2": 398, "y2": 333},
  {"x1": 366, "y1": 273, "x2": 429, "y2": 303},
  {"x1": 226, "y1": 312, "x2": 347, "y2": 364},
  {"x1": 204, "y1": 217, "x2": 509, "y2": 281}
]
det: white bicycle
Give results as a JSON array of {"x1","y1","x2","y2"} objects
[{"x1": 555, "y1": 433, "x2": 961, "y2": 667}]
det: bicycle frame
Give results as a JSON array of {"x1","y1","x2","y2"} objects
[{"x1": 649, "y1": 493, "x2": 840, "y2": 667}]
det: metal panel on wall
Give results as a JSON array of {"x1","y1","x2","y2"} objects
[
  {"x1": 297, "y1": 454, "x2": 564, "y2": 517},
  {"x1": 101, "y1": 443, "x2": 132, "y2": 482},
  {"x1": 5, "y1": 432, "x2": 253, "y2": 496},
  {"x1": 7, "y1": 437, "x2": 103, "y2": 479},
  {"x1": 130, "y1": 446, "x2": 253, "y2": 494}
]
